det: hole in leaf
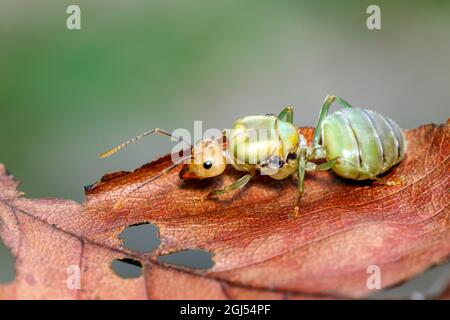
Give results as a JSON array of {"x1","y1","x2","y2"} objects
[
  {"x1": 0, "y1": 238, "x2": 15, "y2": 283},
  {"x1": 158, "y1": 249, "x2": 214, "y2": 270},
  {"x1": 119, "y1": 222, "x2": 161, "y2": 253},
  {"x1": 111, "y1": 258, "x2": 143, "y2": 279}
]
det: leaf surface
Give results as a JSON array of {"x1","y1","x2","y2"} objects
[{"x1": 0, "y1": 121, "x2": 449, "y2": 299}]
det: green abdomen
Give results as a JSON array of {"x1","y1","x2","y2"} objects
[{"x1": 321, "y1": 108, "x2": 406, "y2": 180}]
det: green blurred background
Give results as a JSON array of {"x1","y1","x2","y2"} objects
[{"x1": 0, "y1": 0, "x2": 449, "y2": 294}]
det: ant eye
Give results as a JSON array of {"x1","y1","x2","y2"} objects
[{"x1": 203, "y1": 160, "x2": 213, "y2": 169}]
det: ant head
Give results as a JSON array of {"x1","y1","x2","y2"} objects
[{"x1": 179, "y1": 139, "x2": 226, "y2": 180}]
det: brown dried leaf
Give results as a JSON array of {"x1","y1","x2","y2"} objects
[
  {"x1": 0, "y1": 121, "x2": 449, "y2": 299},
  {"x1": 439, "y1": 285, "x2": 450, "y2": 300}
]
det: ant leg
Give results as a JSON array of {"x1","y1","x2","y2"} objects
[
  {"x1": 298, "y1": 153, "x2": 306, "y2": 195},
  {"x1": 208, "y1": 172, "x2": 254, "y2": 197},
  {"x1": 312, "y1": 95, "x2": 356, "y2": 149},
  {"x1": 291, "y1": 153, "x2": 306, "y2": 218},
  {"x1": 312, "y1": 95, "x2": 336, "y2": 148},
  {"x1": 315, "y1": 157, "x2": 339, "y2": 171},
  {"x1": 334, "y1": 96, "x2": 354, "y2": 109},
  {"x1": 291, "y1": 157, "x2": 338, "y2": 218},
  {"x1": 277, "y1": 106, "x2": 294, "y2": 124}
]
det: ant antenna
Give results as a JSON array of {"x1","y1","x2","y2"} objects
[
  {"x1": 100, "y1": 128, "x2": 191, "y2": 159},
  {"x1": 113, "y1": 154, "x2": 192, "y2": 209}
]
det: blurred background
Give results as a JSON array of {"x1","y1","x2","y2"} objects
[{"x1": 0, "y1": 0, "x2": 449, "y2": 297}]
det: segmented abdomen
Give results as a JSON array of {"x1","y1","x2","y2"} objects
[{"x1": 321, "y1": 108, "x2": 406, "y2": 180}]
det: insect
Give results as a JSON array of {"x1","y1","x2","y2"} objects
[{"x1": 100, "y1": 95, "x2": 406, "y2": 205}]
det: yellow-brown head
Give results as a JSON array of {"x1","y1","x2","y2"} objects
[{"x1": 179, "y1": 139, "x2": 226, "y2": 179}]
